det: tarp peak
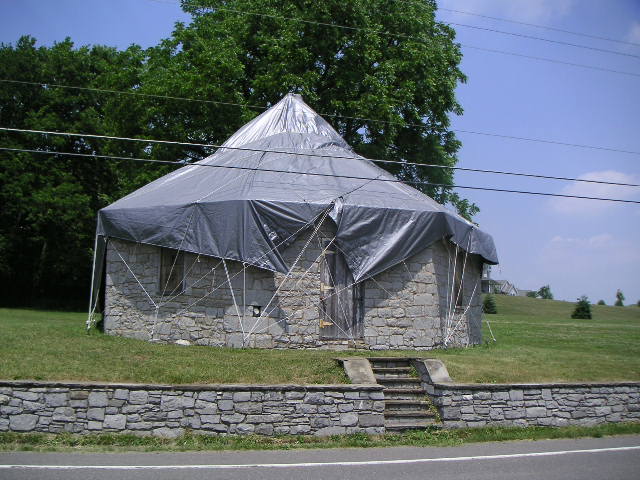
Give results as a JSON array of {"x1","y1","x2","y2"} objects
[{"x1": 220, "y1": 93, "x2": 351, "y2": 150}]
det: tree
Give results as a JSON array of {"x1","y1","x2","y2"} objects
[
  {"x1": 142, "y1": 0, "x2": 475, "y2": 217},
  {"x1": 597, "y1": 299, "x2": 606, "y2": 305},
  {"x1": 537, "y1": 285, "x2": 553, "y2": 300},
  {"x1": 571, "y1": 295, "x2": 592, "y2": 319},
  {"x1": 0, "y1": 37, "x2": 149, "y2": 307},
  {"x1": 482, "y1": 294, "x2": 497, "y2": 314},
  {"x1": 0, "y1": 1, "x2": 475, "y2": 307},
  {"x1": 615, "y1": 289, "x2": 625, "y2": 307}
]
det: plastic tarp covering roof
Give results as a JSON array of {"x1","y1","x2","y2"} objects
[{"x1": 91, "y1": 94, "x2": 498, "y2": 305}]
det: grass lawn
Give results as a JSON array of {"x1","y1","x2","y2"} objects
[
  {"x1": 1, "y1": 423, "x2": 639, "y2": 453},
  {"x1": 0, "y1": 295, "x2": 638, "y2": 384}
]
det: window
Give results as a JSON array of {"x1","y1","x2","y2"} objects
[
  {"x1": 159, "y1": 248, "x2": 184, "y2": 296},
  {"x1": 453, "y1": 250, "x2": 465, "y2": 309}
]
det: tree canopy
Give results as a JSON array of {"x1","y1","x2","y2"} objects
[{"x1": 0, "y1": 0, "x2": 472, "y2": 307}]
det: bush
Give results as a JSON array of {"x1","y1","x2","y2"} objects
[
  {"x1": 615, "y1": 289, "x2": 625, "y2": 307},
  {"x1": 572, "y1": 296, "x2": 592, "y2": 319},
  {"x1": 483, "y1": 294, "x2": 497, "y2": 314},
  {"x1": 537, "y1": 285, "x2": 553, "y2": 300},
  {"x1": 597, "y1": 300, "x2": 606, "y2": 305},
  {"x1": 526, "y1": 291, "x2": 538, "y2": 298}
]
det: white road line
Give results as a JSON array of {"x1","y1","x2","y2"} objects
[{"x1": 2, "y1": 445, "x2": 639, "y2": 470}]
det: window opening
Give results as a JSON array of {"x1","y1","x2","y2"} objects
[{"x1": 159, "y1": 248, "x2": 184, "y2": 296}]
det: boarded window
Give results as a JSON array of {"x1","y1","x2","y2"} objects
[{"x1": 159, "y1": 248, "x2": 184, "y2": 296}]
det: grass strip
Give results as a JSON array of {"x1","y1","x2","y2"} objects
[
  {"x1": 1, "y1": 422, "x2": 639, "y2": 453},
  {"x1": 1, "y1": 296, "x2": 639, "y2": 385}
]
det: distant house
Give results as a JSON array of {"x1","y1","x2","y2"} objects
[
  {"x1": 516, "y1": 289, "x2": 534, "y2": 297},
  {"x1": 481, "y1": 279, "x2": 518, "y2": 296}
]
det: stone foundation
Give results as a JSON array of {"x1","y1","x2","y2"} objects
[{"x1": 104, "y1": 226, "x2": 483, "y2": 350}]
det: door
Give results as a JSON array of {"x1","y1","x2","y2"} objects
[{"x1": 319, "y1": 241, "x2": 363, "y2": 339}]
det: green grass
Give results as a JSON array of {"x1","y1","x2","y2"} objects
[
  {"x1": 434, "y1": 296, "x2": 640, "y2": 383},
  {"x1": 0, "y1": 296, "x2": 639, "y2": 384},
  {"x1": 1, "y1": 423, "x2": 638, "y2": 452}
]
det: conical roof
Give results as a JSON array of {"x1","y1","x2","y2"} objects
[{"x1": 97, "y1": 94, "x2": 497, "y2": 282}]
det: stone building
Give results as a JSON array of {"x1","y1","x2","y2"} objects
[{"x1": 90, "y1": 94, "x2": 497, "y2": 350}]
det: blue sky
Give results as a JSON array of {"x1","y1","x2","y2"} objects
[{"x1": 1, "y1": 0, "x2": 639, "y2": 304}]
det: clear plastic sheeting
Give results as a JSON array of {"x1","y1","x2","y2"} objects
[{"x1": 90, "y1": 94, "x2": 498, "y2": 310}]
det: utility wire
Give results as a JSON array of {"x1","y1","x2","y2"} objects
[
  {"x1": 457, "y1": 44, "x2": 640, "y2": 78},
  {"x1": 3, "y1": 80, "x2": 639, "y2": 156},
  {"x1": 0, "y1": 79, "x2": 264, "y2": 111},
  {"x1": 1, "y1": 146, "x2": 638, "y2": 204},
  {"x1": 153, "y1": 0, "x2": 640, "y2": 60},
  {"x1": 437, "y1": 7, "x2": 640, "y2": 48},
  {"x1": 446, "y1": 21, "x2": 640, "y2": 60},
  {"x1": 452, "y1": 127, "x2": 640, "y2": 156},
  {"x1": 2, "y1": 127, "x2": 639, "y2": 187}
]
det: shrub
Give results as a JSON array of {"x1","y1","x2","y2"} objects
[
  {"x1": 483, "y1": 294, "x2": 497, "y2": 314},
  {"x1": 572, "y1": 296, "x2": 592, "y2": 319},
  {"x1": 597, "y1": 300, "x2": 606, "y2": 305},
  {"x1": 537, "y1": 285, "x2": 553, "y2": 300},
  {"x1": 526, "y1": 291, "x2": 538, "y2": 298},
  {"x1": 615, "y1": 289, "x2": 625, "y2": 307}
]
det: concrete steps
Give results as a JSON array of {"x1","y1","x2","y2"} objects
[{"x1": 368, "y1": 357, "x2": 439, "y2": 432}]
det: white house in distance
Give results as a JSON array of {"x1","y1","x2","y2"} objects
[{"x1": 88, "y1": 94, "x2": 498, "y2": 350}]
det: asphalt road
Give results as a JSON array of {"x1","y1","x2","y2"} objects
[{"x1": 1, "y1": 435, "x2": 639, "y2": 480}]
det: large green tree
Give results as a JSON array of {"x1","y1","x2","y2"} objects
[
  {"x1": 0, "y1": 37, "x2": 152, "y2": 307},
  {"x1": 141, "y1": 0, "x2": 473, "y2": 212},
  {"x1": 0, "y1": 0, "x2": 473, "y2": 307}
]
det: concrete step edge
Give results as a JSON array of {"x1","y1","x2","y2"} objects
[
  {"x1": 384, "y1": 422, "x2": 440, "y2": 430},
  {"x1": 372, "y1": 367, "x2": 413, "y2": 372},
  {"x1": 384, "y1": 411, "x2": 436, "y2": 418},
  {"x1": 382, "y1": 387, "x2": 426, "y2": 393},
  {"x1": 376, "y1": 377, "x2": 421, "y2": 383}
]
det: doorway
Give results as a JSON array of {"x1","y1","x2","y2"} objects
[{"x1": 319, "y1": 241, "x2": 363, "y2": 339}]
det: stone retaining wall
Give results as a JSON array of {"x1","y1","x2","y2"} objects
[
  {"x1": 424, "y1": 381, "x2": 640, "y2": 428},
  {"x1": 0, "y1": 381, "x2": 385, "y2": 437}
]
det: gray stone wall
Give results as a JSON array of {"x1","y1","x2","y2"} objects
[
  {"x1": 104, "y1": 224, "x2": 483, "y2": 350},
  {"x1": 363, "y1": 242, "x2": 482, "y2": 349},
  {"x1": 0, "y1": 381, "x2": 385, "y2": 437},
  {"x1": 424, "y1": 382, "x2": 640, "y2": 428}
]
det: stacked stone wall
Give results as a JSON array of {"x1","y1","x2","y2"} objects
[
  {"x1": 0, "y1": 381, "x2": 384, "y2": 437},
  {"x1": 425, "y1": 382, "x2": 640, "y2": 428},
  {"x1": 363, "y1": 242, "x2": 482, "y2": 349},
  {"x1": 104, "y1": 226, "x2": 483, "y2": 349}
]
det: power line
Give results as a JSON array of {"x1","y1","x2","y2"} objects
[
  {"x1": 1, "y1": 146, "x2": 638, "y2": 204},
  {"x1": 446, "y1": 21, "x2": 640, "y2": 60},
  {"x1": 437, "y1": 7, "x2": 640, "y2": 48},
  {"x1": 452, "y1": 127, "x2": 640, "y2": 156},
  {"x1": 3, "y1": 80, "x2": 639, "y2": 156},
  {"x1": 153, "y1": 0, "x2": 640, "y2": 60},
  {"x1": 2, "y1": 126, "x2": 639, "y2": 187},
  {"x1": 458, "y1": 44, "x2": 640, "y2": 78},
  {"x1": 0, "y1": 79, "x2": 265, "y2": 111}
]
